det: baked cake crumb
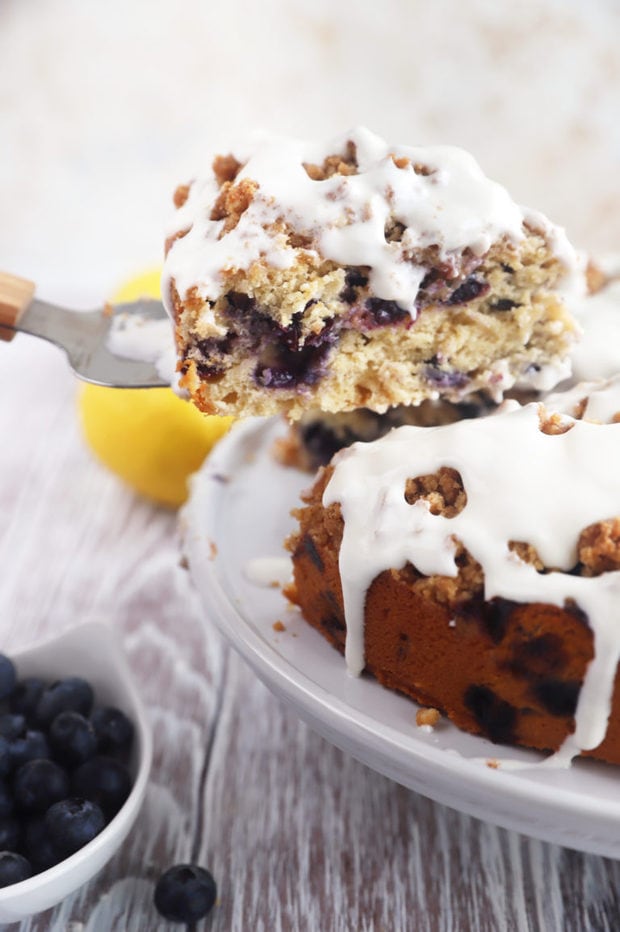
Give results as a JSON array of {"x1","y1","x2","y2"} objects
[{"x1": 416, "y1": 707, "x2": 441, "y2": 727}]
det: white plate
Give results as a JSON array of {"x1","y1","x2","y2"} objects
[{"x1": 183, "y1": 417, "x2": 620, "y2": 859}]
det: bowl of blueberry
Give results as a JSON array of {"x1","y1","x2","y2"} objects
[{"x1": 0, "y1": 622, "x2": 152, "y2": 922}]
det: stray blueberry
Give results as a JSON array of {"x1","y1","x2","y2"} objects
[
  {"x1": 90, "y1": 707, "x2": 134, "y2": 754},
  {"x1": 0, "y1": 816, "x2": 20, "y2": 851},
  {"x1": 0, "y1": 851, "x2": 32, "y2": 887},
  {"x1": 14, "y1": 759, "x2": 69, "y2": 813},
  {"x1": 71, "y1": 756, "x2": 131, "y2": 819},
  {"x1": 0, "y1": 714, "x2": 26, "y2": 742},
  {"x1": 49, "y1": 712, "x2": 97, "y2": 767},
  {"x1": 154, "y1": 864, "x2": 217, "y2": 923},
  {"x1": 0, "y1": 656, "x2": 17, "y2": 702},
  {"x1": 0, "y1": 780, "x2": 14, "y2": 818},
  {"x1": 9, "y1": 731, "x2": 50, "y2": 771},
  {"x1": 45, "y1": 798, "x2": 105, "y2": 857},
  {"x1": 23, "y1": 816, "x2": 61, "y2": 873},
  {"x1": 10, "y1": 677, "x2": 45, "y2": 722},
  {"x1": 35, "y1": 678, "x2": 94, "y2": 729}
]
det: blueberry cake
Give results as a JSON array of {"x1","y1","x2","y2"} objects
[
  {"x1": 286, "y1": 378, "x2": 620, "y2": 764},
  {"x1": 163, "y1": 127, "x2": 582, "y2": 420}
]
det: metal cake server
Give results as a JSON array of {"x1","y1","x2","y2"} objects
[{"x1": 0, "y1": 271, "x2": 170, "y2": 388}]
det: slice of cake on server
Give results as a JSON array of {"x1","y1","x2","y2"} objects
[{"x1": 162, "y1": 127, "x2": 583, "y2": 420}]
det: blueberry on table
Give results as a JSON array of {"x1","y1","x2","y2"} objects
[
  {"x1": 10, "y1": 677, "x2": 45, "y2": 721},
  {"x1": 45, "y1": 798, "x2": 105, "y2": 857},
  {"x1": 13, "y1": 759, "x2": 69, "y2": 813},
  {"x1": 0, "y1": 816, "x2": 21, "y2": 851},
  {"x1": 71, "y1": 756, "x2": 131, "y2": 819},
  {"x1": 0, "y1": 714, "x2": 26, "y2": 742},
  {"x1": 0, "y1": 655, "x2": 17, "y2": 702},
  {"x1": 90, "y1": 707, "x2": 134, "y2": 754},
  {"x1": 0, "y1": 852, "x2": 32, "y2": 887},
  {"x1": 35, "y1": 678, "x2": 94, "y2": 728},
  {"x1": 154, "y1": 864, "x2": 217, "y2": 923},
  {"x1": 49, "y1": 712, "x2": 97, "y2": 767},
  {"x1": 9, "y1": 730, "x2": 51, "y2": 771}
]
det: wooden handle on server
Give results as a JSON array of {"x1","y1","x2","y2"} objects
[{"x1": 0, "y1": 272, "x2": 36, "y2": 342}]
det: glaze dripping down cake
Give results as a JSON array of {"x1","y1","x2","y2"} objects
[
  {"x1": 163, "y1": 127, "x2": 582, "y2": 419},
  {"x1": 286, "y1": 377, "x2": 620, "y2": 764}
]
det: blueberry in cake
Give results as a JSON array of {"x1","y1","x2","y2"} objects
[{"x1": 163, "y1": 127, "x2": 582, "y2": 419}]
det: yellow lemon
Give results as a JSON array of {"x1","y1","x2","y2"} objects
[{"x1": 78, "y1": 269, "x2": 234, "y2": 508}]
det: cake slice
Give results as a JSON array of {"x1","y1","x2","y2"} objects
[{"x1": 163, "y1": 127, "x2": 583, "y2": 420}]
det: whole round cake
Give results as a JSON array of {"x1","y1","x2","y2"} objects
[{"x1": 286, "y1": 377, "x2": 620, "y2": 765}]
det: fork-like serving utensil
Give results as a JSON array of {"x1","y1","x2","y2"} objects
[{"x1": 0, "y1": 271, "x2": 170, "y2": 388}]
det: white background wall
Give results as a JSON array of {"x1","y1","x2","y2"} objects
[{"x1": 1, "y1": 0, "x2": 619, "y2": 307}]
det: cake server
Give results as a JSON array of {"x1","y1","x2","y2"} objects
[{"x1": 0, "y1": 270, "x2": 170, "y2": 388}]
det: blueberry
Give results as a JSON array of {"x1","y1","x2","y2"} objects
[
  {"x1": 154, "y1": 864, "x2": 217, "y2": 923},
  {"x1": 0, "y1": 780, "x2": 14, "y2": 818},
  {"x1": 71, "y1": 756, "x2": 131, "y2": 819},
  {"x1": 445, "y1": 277, "x2": 490, "y2": 306},
  {"x1": 0, "y1": 816, "x2": 20, "y2": 851},
  {"x1": 0, "y1": 737, "x2": 11, "y2": 777},
  {"x1": 23, "y1": 816, "x2": 61, "y2": 872},
  {"x1": 45, "y1": 798, "x2": 105, "y2": 857},
  {"x1": 90, "y1": 707, "x2": 134, "y2": 754},
  {"x1": 0, "y1": 656, "x2": 17, "y2": 702},
  {"x1": 14, "y1": 759, "x2": 69, "y2": 813},
  {"x1": 10, "y1": 677, "x2": 45, "y2": 721},
  {"x1": 35, "y1": 678, "x2": 94, "y2": 729},
  {"x1": 50, "y1": 712, "x2": 97, "y2": 767},
  {"x1": 357, "y1": 297, "x2": 411, "y2": 329},
  {"x1": 9, "y1": 731, "x2": 50, "y2": 771},
  {"x1": 0, "y1": 851, "x2": 32, "y2": 887},
  {"x1": 0, "y1": 714, "x2": 26, "y2": 741}
]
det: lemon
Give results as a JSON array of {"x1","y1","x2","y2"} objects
[{"x1": 78, "y1": 269, "x2": 233, "y2": 508}]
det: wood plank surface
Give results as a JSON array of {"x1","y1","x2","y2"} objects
[{"x1": 3, "y1": 336, "x2": 620, "y2": 931}]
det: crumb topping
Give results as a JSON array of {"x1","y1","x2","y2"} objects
[
  {"x1": 404, "y1": 467, "x2": 467, "y2": 517},
  {"x1": 303, "y1": 140, "x2": 358, "y2": 180},
  {"x1": 416, "y1": 707, "x2": 441, "y2": 727},
  {"x1": 213, "y1": 153, "x2": 243, "y2": 186},
  {"x1": 210, "y1": 178, "x2": 259, "y2": 233},
  {"x1": 163, "y1": 127, "x2": 582, "y2": 319}
]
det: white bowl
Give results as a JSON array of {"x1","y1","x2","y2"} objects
[{"x1": 0, "y1": 622, "x2": 153, "y2": 922}]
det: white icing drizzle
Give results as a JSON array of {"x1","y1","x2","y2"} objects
[
  {"x1": 106, "y1": 313, "x2": 181, "y2": 390},
  {"x1": 547, "y1": 374, "x2": 620, "y2": 423},
  {"x1": 162, "y1": 127, "x2": 580, "y2": 319},
  {"x1": 244, "y1": 556, "x2": 292, "y2": 588},
  {"x1": 567, "y1": 277, "x2": 620, "y2": 382},
  {"x1": 323, "y1": 400, "x2": 620, "y2": 762}
]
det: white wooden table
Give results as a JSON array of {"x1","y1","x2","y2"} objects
[{"x1": 2, "y1": 336, "x2": 620, "y2": 932}]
